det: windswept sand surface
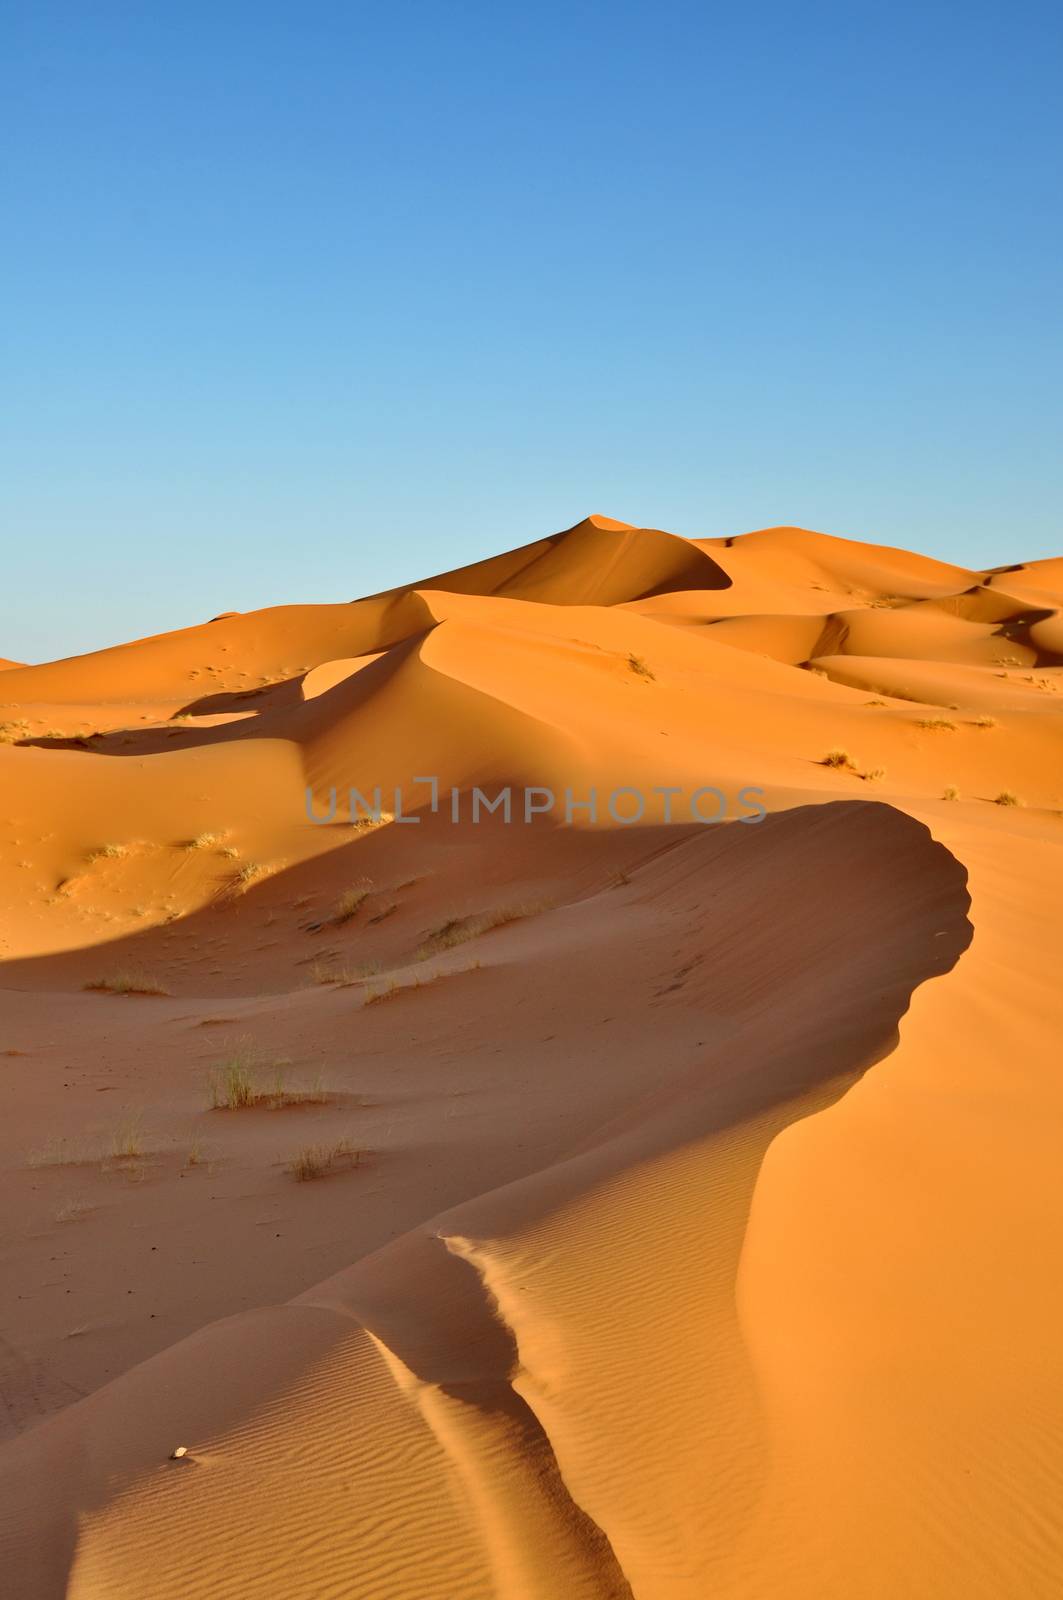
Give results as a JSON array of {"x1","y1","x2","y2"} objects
[{"x1": 1, "y1": 515, "x2": 1062, "y2": 1597}]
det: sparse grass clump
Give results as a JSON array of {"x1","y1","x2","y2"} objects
[
  {"x1": 208, "y1": 1039, "x2": 327, "y2": 1109},
  {"x1": 626, "y1": 653, "x2": 655, "y2": 681},
  {"x1": 822, "y1": 749, "x2": 857, "y2": 771},
  {"x1": 943, "y1": 786, "x2": 960, "y2": 801},
  {"x1": 185, "y1": 832, "x2": 221, "y2": 851},
  {"x1": 209, "y1": 1046, "x2": 258, "y2": 1109},
  {"x1": 915, "y1": 717, "x2": 956, "y2": 731},
  {"x1": 311, "y1": 957, "x2": 381, "y2": 986},
  {"x1": 220, "y1": 858, "x2": 269, "y2": 897},
  {"x1": 84, "y1": 969, "x2": 169, "y2": 996},
  {"x1": 334, "y1": 882, "x2": 372, "y2": 923},
  {"x1": 28, "y1": 1136, "x2": 89, "y2": 1169},
  {"x1": 108, "y1": 1115, "x2": 144, "y2": 1161},
  {"x1": 862, "y1": 767, "x2": 886, "y2": 783},
  {"x1": 994, "y1": 790, "x2": 1020, "y2": 807},
  {"x1": 287, "y1": 1137, "x2": 362, "y2": 1182},
  {"x1": 88, "y1": 842, "x2": 128, "y2": 861},
  {"x1": 972, "y1": 714, "x2": 997, "y2": 729},
  {"x1": 350, "y1": 810, "x2": 394, "y2": 833},
  {"x1": 415, "y1": 900, "x2": 550, "y2": 961},
  {"x1": 363, "y1": 978, "x2": 399, "y2": 1006}
]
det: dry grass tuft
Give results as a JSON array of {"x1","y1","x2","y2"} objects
[
  {"x1": 972, "y1": 714, "x2": 998, "y2": 729},
  {"x1": 209, "y1": 1047, "x2": 258, "y2": 1109},
  {"x1": 334, "y1": 882, "x2": 372, "y2": 923},
  {"x1": 88, "y1": 842, "x2": 128, "y2": 861},
  {"x1": 108, "y1": 1115, "x2": 144, "y2": 1161},
  {"x1": 185, "y1": 832, "x2": 221, "y2": 851},
  {"x1": 415, "y1": 900, "x2": 550, "y2": 961},
  {"x1": 84, "y1": 969, "x2": 169, "y2": 996},
  {"x1": 627, "y1": 653, "x2": 655, "y2": 681},
  {"x1": 994, "y1": 790, "x2": 1020, "y2": 807},
  {"x1": 208, "y1": 1039, "x2": 327, "y2": 1110},
  {"x1": 219, "y1": 859, "x2": 270, "y2": 897},
  {"x1": 822, "y1": 749, "x2": 858, "y2": 771},
  {"x1": 362, "y1": 978, "x2": 399, "y2": 1006},
  {"x1": 943, "y1": 786, "x2": 960, "y2": 801},
  {"x1": 312, "y1": 958, "x2": 381, "y2": 987},
  {"x1": 915, "y1": 717, "x2": 956, "y2": 731},
  {"x1": 287, "y1": 1137, "x2": 362, "y2": 1182},
  {"x1": 350, "y1": 810, "x2": 395, "y2": 833}
]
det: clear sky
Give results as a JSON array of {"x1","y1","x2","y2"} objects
[{"x1": 3, "y1": 1, "x2": 1061, "y2": 663}]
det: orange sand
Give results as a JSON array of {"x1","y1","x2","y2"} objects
[{"x1": 1, "y1": 515, "x2": 1061, "y2": 1597}]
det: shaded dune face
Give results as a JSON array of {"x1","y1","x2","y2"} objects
[
  {"x1": 0, "y1": 805, "x2": 971, "y2": 1600},
  {"x1": 0, "y1": 515, "x2": 1061, "y2": 1599}
]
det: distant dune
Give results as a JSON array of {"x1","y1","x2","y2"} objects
[{"x1": 1, "y1": 515, "x2": 1062, "y2": 1598}]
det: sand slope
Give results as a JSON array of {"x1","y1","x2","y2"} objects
[{"x1": 1, "y1": 516, "x2": 1061, "y2": 1597}]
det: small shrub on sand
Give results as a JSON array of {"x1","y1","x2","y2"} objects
[
  {"x1": 627, "y1": 653, "x2": 655, "y2": 681},
  {"x1": 862, "y1": 767, "x2": 886, "y2": 783},
  {"x1": 915, "y1": 717, "x2": 956, "y2": 731},
  {"x1": 972, "y1": 715, "x2": 998, "y2": 729},
  {"x1": 334, "y1": 883, "x2": 372, "y2": 923},
  {"x1": 185, "y1": 832, "x2": 221, "y2": 851},
  {"x1": 287, "y1": 1138, "x2": 362, "y2": 1182},
  {"x1": 994, "y1": 790, "x2": 1020, "y2": 807},
  {"x1": 943, "y1": 786, "x2": 960, "y2": 801},
  {"x1": 822, "y1": 749, "x2": 857, "y2": 771},
  {"x1": 88, "y1": 842, "x2": 128, "y2": 861},
  {"x1": 220, "y1": 844, "x2": 241, "y2": 859},
  {"x1": 84, "y1": 969, "x2": 169, "y2": 996}
]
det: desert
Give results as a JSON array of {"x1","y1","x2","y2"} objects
[{"x1": 1, "y1": 512, "x2": 1061, "y2": 1596}]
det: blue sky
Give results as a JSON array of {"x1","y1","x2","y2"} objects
[{"x1": 3, "y1": 1, "x2": 1061, "y2": 662}]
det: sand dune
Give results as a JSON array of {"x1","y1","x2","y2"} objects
[{"x1": 1, "y1": 516, "x2": 1061, "y2": 1596}]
